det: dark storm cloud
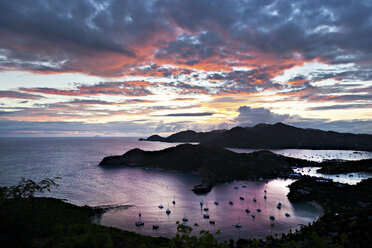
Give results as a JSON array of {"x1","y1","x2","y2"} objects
[
  {"x1": 160, "y1": 0, "x2": 372, "y2": 64},
  {"x1": 1, "y1": 0, "x2": 371, "y2": 76},
  {"x1": 155, "y1": 31, "x2": 225, "y2": 63},
  {"x1": 0, "y1": 1, "x2": 135, "y2": 56},
  {"x1": 0, "y1": 0, "x2": 171, "y2": 75}
]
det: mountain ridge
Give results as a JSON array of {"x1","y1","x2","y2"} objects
[{"x1": 140, "y1": 122, "x2": 372, "y2": 151}]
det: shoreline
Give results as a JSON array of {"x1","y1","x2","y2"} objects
[{"x1": 307, "y1": 201, "x2": 325, "y2": 221}]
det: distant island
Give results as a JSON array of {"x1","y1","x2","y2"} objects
[
  {"x1": 99, "y1": 144, "x2": 301, "y2": 184},
  {"x1": 99, "y1": 144, "x2": 372, "y2": 188},
  {"x1": 140, "y1": 122, "x2": 372, "y2": 151}
]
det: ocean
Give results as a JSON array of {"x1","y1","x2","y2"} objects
[{"x1": 1, "y1": 137, "x2": 371, "y2": 240}]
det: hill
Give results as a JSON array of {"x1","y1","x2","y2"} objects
[
  {"x1": 99, "y1": 144, "x2": 316, "y2": 183},
  {"x1": 141, "y1": 123, "x2": 372, "y2": 151}
]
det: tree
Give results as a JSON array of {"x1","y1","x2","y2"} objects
[
  {"x1": 0, "y1": 177, "x2": 60, "y2": 199},
  {"x1": 169, "y1": 224, "x2": 228, "y2": 248}
]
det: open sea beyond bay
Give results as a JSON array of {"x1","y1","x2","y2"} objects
[{"x1": 1, "y1": 137, "x2": 371, "y2": 241}]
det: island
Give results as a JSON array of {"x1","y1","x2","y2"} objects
[
  {"x1": 99, "y1": 144, "x2": 307, "y2": 185},
  {"x1": 99, "y1": 143, "x2": 372, "y2": 192},
  {"x1": 140, "y1": 122, "x2": 372, "y2": 151}
]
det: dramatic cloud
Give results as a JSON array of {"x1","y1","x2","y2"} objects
[
  {"x1": 308, "y1": 104, "x2": 372, "y2": 110},
  {"x1": 233, "y1": 106, "x2": 372, "y2": 134},
  {"x1": 0, "y1": 90, "x2": 43, "y2": 100},
  {"x1": 1, "y1": 0, "x2": 372, "y2": 75},
  {"x1": 0, "y1": 0, "x2": 371, "y2": 135},
  {"x1": 161, "y1": 112, "x2": 214, "y2": 117},
  {"x1": 19, "y1": 81, "x2": 154, "y2": 97},
  {"x1": 234, "y1": 106, "x2": 290, "y2": 126}
]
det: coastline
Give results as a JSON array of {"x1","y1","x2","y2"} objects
[{"x1": 307, "y1": 201, "x2": 325, "y2": 221}]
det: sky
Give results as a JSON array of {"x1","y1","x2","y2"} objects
[{"x1": 0, "y1": 0, "x2": 371, "y2": 137}]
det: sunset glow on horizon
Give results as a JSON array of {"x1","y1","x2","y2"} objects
[{"x1": 0, "y1": 0, "x2": 371, "y2": 136}]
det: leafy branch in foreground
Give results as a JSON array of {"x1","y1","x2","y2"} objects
[
  {"x1": 0, "y1": 177, "x2": 60, "y2": 199},
  {"x1": 169, "y1": 223, "x2": 228, "y2": 248}
]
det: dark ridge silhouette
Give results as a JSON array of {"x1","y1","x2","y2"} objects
[
  {"x1": 99, "y1": 144, "x2": 372, "y2": 185},
  {"x1": 141, "y1": 122, "x2": 372, "y2": 151},
  {"x1": 99, "y1": 144, "x2": 316, "y2": 184}
]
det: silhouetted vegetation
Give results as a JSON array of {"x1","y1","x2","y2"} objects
[
  {"x1": 0, "y1": 177, "x2": 60, "y2": 199},
  {"x1": 169, "y1": 224, "x2": 227, "y2": 248},
  {"x1": 316, "y1": 158, "x2": 372, "y2": 174},
  {"x1": 0, "y1": 178, "x2": 169, "y2": 248}
]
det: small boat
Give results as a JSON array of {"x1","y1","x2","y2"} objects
[
  {"x1": 233, "y1": 223, "x2": 242, "y2": 228},
  {"x1": 239, "y1": 196, "x2": 244, "y2": 200},
  {"x1": 253, "y1": 198, "x2": 257, "y2": 202},
  {"x1": 135, "y1": 221, "x2": 144, "y2": 226},
  {"x1": 203, "y1": 214, "x2": 210, "y2": 219},
  {"x1": 256, "y1": 208, "x2": 261, "y2": 212},
  {"x1": 166, "y1": 208, "x2": 171, "y2": 214},
  {"x1": 153, "y1": 218, "x2": 159, "y2": 229},
  {"x1": 192, "y1": 184, "x2": 212, "y2": 194},
  {"x1": 214, "y1": 201, "x2": 219, "y2": 205},
  {"x1": 158, "y1": 205, "x2": 164, "y2": 209},
  {"x1": 245, "y1": 209, "x2": 250, "y2": 213},
  {"x1": 285, "y1": 213, "x2": 290, "y2": 217},
  {"x1": 203, "y1": 202, "x2": 209, "y2": 211},
  {"x1": 136, "y1": 212, "x2": 144, "y2": 226},
  {"x1": 229, "y1": 201, "x2": 233, "y2": 205},
  {"x1": 209, "y1": 220, "x2": 215, "y2": 224},
  {"x1": 251, "y1": 213, "x2": 255, "y2": 218},
  {"x1": 270, "y1": 215, "x2": 275, "y2": 220}
]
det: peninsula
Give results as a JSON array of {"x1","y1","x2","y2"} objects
[{"x1": 99, "y1": 144, "x2": 371, "y2": 186}]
